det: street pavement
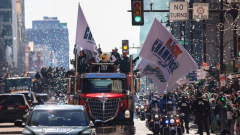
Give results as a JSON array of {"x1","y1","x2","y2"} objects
[
  {"x1": 0, "y1": 120, "x2": 213, "y2": 135},
  {"x1": 0, "y1": 123, "x2": 23, "y2": 134},
  {"x1": 134, "y1": 114, "x2": 214, "y2": 135}
]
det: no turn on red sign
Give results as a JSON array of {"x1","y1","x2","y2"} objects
[
  {"x1": 193, "y1": 3, "x2": 209, "y2": 19},
  {"x1": 201, "y1": 63, "x2": 209, "y2": 70},
  {"x1": 220, "y1": 74, "x2": 226, "y2": 87}
]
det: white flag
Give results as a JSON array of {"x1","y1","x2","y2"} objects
[
  {"x1": 139, "y1": 18, "x2": 198, "y2": 88},
  {"x1": 137, "y1": 58, "x2": 167, "y2": 93},
  {"x1": 75, "y1": 4, "x2": 100, "y2": 62}
]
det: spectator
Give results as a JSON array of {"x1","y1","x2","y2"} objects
[{"x1": 78, "y1": 50, "x2": 88, "y2": 74}]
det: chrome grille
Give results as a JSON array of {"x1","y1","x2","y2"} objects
[{"x1": 88, "y1": 98, "x2": 119, "y2": 122}]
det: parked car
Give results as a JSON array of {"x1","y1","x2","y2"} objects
[
  {"x1": 0, "y1": 94, "x2": 29, "y2": 124},
  {"x1": 17, "y1": 105, "x2": 92, "y2": 135},
  {"x1": 11, "y1": 91, "x2": 37, "y2": 105}
]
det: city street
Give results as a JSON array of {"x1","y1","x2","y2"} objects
[{"x1": 0, "y1": 123, "x2": 23, "y2": 134}]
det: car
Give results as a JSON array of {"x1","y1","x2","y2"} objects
[
  {"x1": 36, "y1": 93, "x2": 50, "y2": 102},
  {"x1": 11, "y1": 91, "x2": 37, "y2": 105},
  {"x1": 0, "y1": 94, "x2": 29, "y2": 124},
  {"x1": 17, "y1": 105, "x2": 92, "y2": 135}
]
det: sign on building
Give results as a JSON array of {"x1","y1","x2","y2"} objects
[
  {"x1": 193, "y1": 3, "x2": 209, "y2": 19},
  {"x1": 169, "y1": 1, "x2": 188, "y2": 21}
]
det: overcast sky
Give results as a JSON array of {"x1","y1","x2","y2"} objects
[{"x1": 25, "y1": 0, "x2": 140, "y2": 63}]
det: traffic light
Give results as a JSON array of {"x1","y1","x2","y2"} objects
[
  {"x1": 131, "y1": 0, "x2": 144, "y2": 26},
  {"x1": 122, "y1": 40, "x2": 129, "y2": 54},
  {"x1": 238, "y1": 35, "x2": 240, "y2": 57}
]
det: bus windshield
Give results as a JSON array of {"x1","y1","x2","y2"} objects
[{"x1": 82, "y1": 78, "x2": 126, "y2": 93}]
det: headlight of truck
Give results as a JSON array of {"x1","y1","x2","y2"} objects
[
  {"x1": 155, "y1": 115, "x2": 159, "y2": 118},
  {"x1": 170, "y1": 119, "x2": 175, "y2": 124},
  {"x1": 141, "y1": 105, "x2": 144, "y2": 109},
  {"x1": 125, "y1": 110, "x2": 130, "y2": 118}
]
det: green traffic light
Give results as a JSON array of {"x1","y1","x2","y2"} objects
[
  {"x1": 239, "y1": 51, "x2": 240, "y2": 57},
  {"x1": 135, "y1": 16, "x2": 141, "y2": 22}
]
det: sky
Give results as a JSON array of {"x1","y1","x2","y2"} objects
[{"x1": 25, "y1": 0, "x2": 140, "y2": 65}]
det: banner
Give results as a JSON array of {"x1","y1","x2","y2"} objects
[
  {"x1": 75, "y1": 4, "x2": 100, "y2": 62},
  {"x1": 137, "y1": 58, "x2": 167, "y2": 93},
  {"x1": 139, "y1": 18, "x2": 198, "y2": 87}
]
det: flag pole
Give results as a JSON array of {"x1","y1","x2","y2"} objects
[{"x1": 74, "y1": 44, "x2": 78, "y2": 95}]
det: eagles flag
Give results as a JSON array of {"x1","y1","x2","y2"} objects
[
  {"x1": 139, "y1": 18, "x2": 198, "y2": 88},
  {"x1": 75, "y1": 4, "x2": 100, "y2": 62}
]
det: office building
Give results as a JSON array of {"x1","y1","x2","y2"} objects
[
  {"x1": 26, "y1": 17, "x2": 69, "y2": 70},
  {"x1": 0, "y1": 0, "x2": 26, "y2": 74}
]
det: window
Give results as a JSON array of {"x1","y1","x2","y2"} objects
[
  {"x1": 0, "y1": 11, "x2": 12, "y2": 22},
  {"x1": 82, "y1": 78, "x2": 126, "y2": 93},
  {"x1": 0, "y1": 95, "x2": 25, "y2": 105},
  {"x1": 29, "y1": 110, "x2": 88, "y2": 126},
  {"x1": 0, "y1": 0, "x2": 12, "y2": 9},
  {"x1": 3, "y1": 25, "x2": 12, "y2": 36}
]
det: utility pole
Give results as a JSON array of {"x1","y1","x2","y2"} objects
[
  {"x1": 202, "y1": 0, "x2": 207, "y2": 63},
  {"x1": 220, "y1": 0, "x2": 224, "y2": 74},
  {"x1": 229, "y1": 5, "x2": 239, "y2": 91}
]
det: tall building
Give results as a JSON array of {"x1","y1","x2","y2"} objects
[
  {"x1": 0, "y1": 0, "x2": 26, "y2": 75},
  {"x1": 26, "y1": 17, "x2": 69, "y2": 70}
]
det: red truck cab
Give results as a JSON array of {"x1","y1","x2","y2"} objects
[{"x1": 77, "y1": 73, "x2": 135, "y2": 134}]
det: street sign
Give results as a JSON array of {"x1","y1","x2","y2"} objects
[
  {"x1": 193, "y1": 3, "x2": 209, "y2": 19},
  {"x1": 197, "y1": 69, "x2": 207, "y2": 80},
  {"x1": 201, "y1": 63, "x2": 209, "y2": 70},
  {"x1": 178, "y1": 41, "x2": 189, "y2": 45},
  {"x1": 188, "y1": 71, "x2": 197, "y2": 82},
  {"x1": 220, "y1": 74, "x2": 226, "y2": 87},
  {"x1": 169, "y1": 1, "x2": 188, "y2": 21}
]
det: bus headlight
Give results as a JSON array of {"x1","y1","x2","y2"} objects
[
  {"x1": 125, "y1": 110, "x2": 130, "y2": 118},
  {"x1": 170, "y1": 119, "x2": 175, "y2": 124}
]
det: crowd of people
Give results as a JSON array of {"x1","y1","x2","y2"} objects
[
  {"x1": 77, "y1": 48, "x2": 140, "y2": 74},
  {"x1": 144, "y1": 75, "x2": 240, "y2": 135}
]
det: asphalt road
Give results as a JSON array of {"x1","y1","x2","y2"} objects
[
  {"x1": 0, "y1": 123, "x2": 23, "y2": 134},
  {"x1": 0, "y1": 120, "x2": 212, "y2": 135},
  {"x1": 134, "y1": 114, "x2": 213, "y2": 135}
]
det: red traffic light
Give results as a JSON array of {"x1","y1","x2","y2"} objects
[{"x1": 134, "y1": 2, "x2": 140, "y2": 8}]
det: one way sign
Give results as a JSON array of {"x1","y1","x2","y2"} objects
[{"x1": 169, "y1": 1, "x2": 188, "y2": 21}]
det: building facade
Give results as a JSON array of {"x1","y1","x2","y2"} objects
[
  {"x1": 0, "y1": 0, "x2": 26, "y2": 75},
  {"x1": 26, "y1": 17, "x2": 69, "y2": 70}
]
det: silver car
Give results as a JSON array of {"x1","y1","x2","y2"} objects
[{"x1": 17, "y1": 105, "x2": 92, "y2": 135}]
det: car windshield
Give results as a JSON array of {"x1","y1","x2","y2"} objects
[
  {"x1": 22, "y1": 93, "x2": 30, "y2": 101},
  {"x1": 37, "y1": 95, "x2": 49, "y2": 102},
  {"x1": 82, "y1": 78, "x2": 126, "y2": 93},
  {"x1": 29, "y1": 110, "x2": 88, "y2": 126},
  {"x1": 0, "y1": 95, "x2": 25, "y2": 105}
]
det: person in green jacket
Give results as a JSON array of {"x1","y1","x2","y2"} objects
[
  {"x1": 116, "y1": 51, "x2": 139, "y2": 74},
  {"x1": 77, "y1": 50, "x2": 88, "y2": 74}
]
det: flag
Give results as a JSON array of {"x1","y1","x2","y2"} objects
[
  {"x1": 139, "y1": 18, "x2": 198, "y2": 88},
  {"x1": 75, "y1": 4, "x2": 100, "y2": 62},
  {"x1": 137, "y1": 58, "x2": 167, "y2": 93}
]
